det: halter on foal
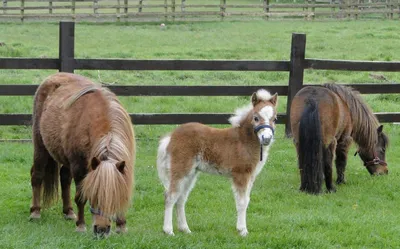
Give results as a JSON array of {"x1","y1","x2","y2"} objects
[
  {"x1": 290, "y1": 83, "x2": 388, "y2": 194},
  {"x1": 157, "y1": 89, "x2": 278, "y2": 236}
]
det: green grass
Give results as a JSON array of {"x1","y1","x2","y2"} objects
[
  {"x1": 0, "y1": 20, "x2": 400, "y2": 248},
  {"x1": 1, "y1": 124, "x2": 400, "y2": 248}
]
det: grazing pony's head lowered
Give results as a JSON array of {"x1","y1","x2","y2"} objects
[
  {"x1": 229, "y1": 89, "x2": 278, "y2": 146},
  {"x1": 79, "y1": 89, "x2": 135, "y2": 237}
]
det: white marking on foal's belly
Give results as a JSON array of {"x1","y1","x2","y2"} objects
[{"x1": 194, "y1": 155, "x2": 231, "y2": 176}]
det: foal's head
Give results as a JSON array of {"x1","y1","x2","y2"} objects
[
  {"x1": 250, "y1": 89, "x2": 278, "y2": 146},
  {"x1": 357, "y1": 125, "x2": 389, "y2": 175}
]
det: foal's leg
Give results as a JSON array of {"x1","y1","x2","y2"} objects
[
  {"x1": 323, "y1": 140, "x2": 337, "y2": 193},
  {"x1": 176, "y1": 171, "x2": 198, "y2": 234},
  {"x1": 163, "y1": 185, "x2": 181, "y2": 236},
  {"x1": 60, "y1": 165, "x2": 76, "y2": 220},
  {"x1": 30, "y1": 147, "x2": 56, "y2": 220},
  {"x1": 232, "y1": 172, "x2": 253, "y2": 237},
  {"x1": 335, "y1": 136, "x2": 352, "y2": 184}
]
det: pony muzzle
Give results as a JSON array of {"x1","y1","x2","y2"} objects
[
  {"x1": 94, "y1": 224, "x2": 111, "y2": 237},
  {"x1": 254, "y1": 124, "x2": 274, "y2": 146}
]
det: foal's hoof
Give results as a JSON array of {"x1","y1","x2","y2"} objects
[
  {"x1": 64, "y1": 211, "x2": 77, "y2": 220},
  {"x1": 238, "y1": 228, "x2": 249, "y2": 237},
  {"x1": 76, "y1": 225, "x2": 87, "y2": 233},
  {"x1": 116, "y1": 225, "x2": 128, "y2": 234},
  {"x1": 163, "y1": 229, "x2": 175, "y2": 236},
  {"x1": 178, "y1": 227, "x2": 192, "y2": 234},
  {"x1": 29, "y1": 211, "x2": 41, "y2": 220}
]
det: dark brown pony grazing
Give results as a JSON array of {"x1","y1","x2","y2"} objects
[
  {"x1": 30, "y1": 73, "x2": 135, "y2": 237},
  {"x1": 290, "y1": 83, "x2": 388, "y2": 194}
]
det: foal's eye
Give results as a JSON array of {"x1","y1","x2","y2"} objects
[
  {"x1": 254, "y1": 116, "x2": 259, "y2": 122},
  {"x1": 273, "y1": 117, "x2": 278, "y2": 123}
]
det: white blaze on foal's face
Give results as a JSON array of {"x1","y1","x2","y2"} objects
[{"x1": 253, "y1": 105, "x2": 276, "y2": 146}]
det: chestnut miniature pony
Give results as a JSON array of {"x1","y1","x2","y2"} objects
[
  {"x1": 157, "y1": 89, "x2": 278, "y2": 236},
  {"x1": 30, "y1": 73, "x2": 135, "y2": 237},
  {"x1": 290, "y1": 83, "x2": 388, "y2": 194}
]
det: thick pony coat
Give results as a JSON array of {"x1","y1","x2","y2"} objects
[{"x1": 30, "y1": 72, "x2": 135, "y2": 235}]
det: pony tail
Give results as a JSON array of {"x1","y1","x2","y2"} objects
[
  {"x1": 32, "y1": 79, "x2": 61, "y2": 207},
  {"x1": 298, "y1": 99, "x2": 324, "y2": 194},
  {"x1": 42, "y1": 158, "x2": 59, "y2": 207}
]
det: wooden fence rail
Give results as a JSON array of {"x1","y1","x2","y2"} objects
[
  {"x1": 0, "y1": 0, "x2": 399, "y2": 21},
  {"x1": 1, "y1": 22, "x2": 400, "y2": 137}
]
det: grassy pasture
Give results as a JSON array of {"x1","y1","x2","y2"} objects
[{"x1": 0, "y1": 20, "x2": 400, "y2": 248}]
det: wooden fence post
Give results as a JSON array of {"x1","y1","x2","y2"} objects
[
  {"x1": 49, "y1": 0, "x2": 52, "y2": 14},
  {"x1": 172, "y1": 0, "x2": 175, "y2": 21},
  {"x1": 220, "y1": 0, "x2": 226, "y2": 20},
  {"x1": 20, "y1": 0, "x2": 24, "y2": 22},
  {"x1": 59, "y1": 22, "x2": 75, "y2": 73},
  {"x1": 164, "y1": 0, "x2": 167, "y2": 22},
  {"x1": 124, "y1": 0, "x2": 128, "y2": 20},
  {"x1": 138, "y1": 0, "x2": 143, "y2": 13},
  {"x1": 72, "y1": 0, "x2": 76, "y2": 19},
  {"x1": 181, "y1": 0, "x2": 185, "y2": 12},
  {"x1": 263, "y1": 0, "x2": 269, "y2": 20},
  {"x1": 285, "y1": 33, "x2": 306, "y2": 137},
  {"x1": 3, "y1": 0, "x2": 7, "y2": 14},
  {"x1": 93, "y1": 0, "x2": 98, "y2": 15}
]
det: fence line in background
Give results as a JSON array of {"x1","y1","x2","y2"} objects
[
  {"x1": 0, "y1": 0, "x2": 399, "y2": 21},
  {"x1": 0, "y1": 22, "x2": 400, "y2": 137}
]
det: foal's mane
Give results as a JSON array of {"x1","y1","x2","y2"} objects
[
  {"x1": 323, "y1": 83, "x2": 379, "y2": 151},
  {"x1": 229, "y1": 89, "x2": 272, "y2": 127},
  {"x1": 68, "y1": 84, "x2": 135, "y2": 216}
]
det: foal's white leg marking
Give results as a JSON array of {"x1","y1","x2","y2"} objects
[
  {"x1": 232, "y1": 144, "x2": 271, "y2": 237},
  {"x1": 157, "y1": 136, "x2": 177, "y2": 235},
  {"x1": 176, "y1": 171, "x2": 198, "y2": 233},
  {"x1": 164, "y1": 190, "x2": 179, "y2": 236},
  {"x1": 232, "y1": 183, "x2": 251, "y2": 237}
]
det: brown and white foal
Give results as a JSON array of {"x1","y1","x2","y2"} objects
[{"x1": 157, "y1": 89, "x2": 278, "y2": 236}]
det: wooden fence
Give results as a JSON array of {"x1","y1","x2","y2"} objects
[
  {"x1": 0, "y1": 0, "x2": 399, "y2": 22},
  {"x1": 1, "y1": 22, "x2": 400, "y2": 137}
]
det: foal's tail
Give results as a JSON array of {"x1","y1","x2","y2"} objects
[
  {"x1": 32, "y1": 77, "x2": 61, "y2": 206},
  {"x1": 298, "y1": 98, "x2": 324, "y2": 194},
  {"x1": 157, "y1": 135, "x2": 172, "y2": 190}
]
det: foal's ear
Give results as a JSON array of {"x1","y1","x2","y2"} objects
[
  {"x1": 91, "y1": 157, "x2": 101, "y2": 171},
  {"x1": 270, "y1": 93, "x2": 278, "y2": 106},
  {"x1": 116, "y1": 161, "x2": 126, "y2": 173},
  {"x1": 377, "y1": 125, "x2": 384, "y2": 134},
  {"x1": 251, "y1": 92, "x2": 259, "y2": 106}
]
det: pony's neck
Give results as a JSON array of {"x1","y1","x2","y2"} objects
[{"x1": 237, "y1": 117, "x2": 259, "y2": 146}]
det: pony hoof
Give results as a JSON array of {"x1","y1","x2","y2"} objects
[
  {"x1": 327, "y1": 187, "x2": 336, "y2": 193},
  {"x1": 76, "y1": 225, "x2": 87, "y2": 233},
  {"x1": 29, "y1": 211, "x2": 41, "y2": 220},
  {"x1": 179, "y1": 227, "x2": 192, "y2": 234},
  {"x1": 64, "y1": 211, "x2": 77, "y2": 220},
  {"x1": 116, "y1": 226, "x2": 128, "y2": 234},
  {"x1": 238, "y1": 228, "x2": 249, "y2": 237}
]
